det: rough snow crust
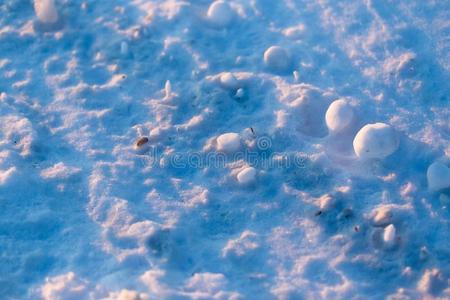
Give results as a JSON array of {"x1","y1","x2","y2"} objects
[{"x1": 0, "y1": 1, "x2": 449, "y2": 299}]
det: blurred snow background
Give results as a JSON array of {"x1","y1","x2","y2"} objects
[{"x1": 0, "y1": 0, "x2": 449, "y2": 299}]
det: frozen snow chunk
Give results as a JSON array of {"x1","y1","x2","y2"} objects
[
  {"x1": 383, "y1": 224, "x2": 396, "y2": 248},
  {"x1": 325, "y1": 99, "x2": 354, "y2": 132},
  {"x1": 34, "y1": 0, "x2": 59, "y2": 24},
  {"x1": 216, "y1": 132, "x2": 240, "y2": 152},
  {"x1": 41, "y1": 272, "x2": 88, "y2": 300},
  {"x1": 264, "y1": 46, "x2": 291, "y2": 73},
  {"x1": 40, "y1": 162, "x2": 81, "y2": 180},
  {"x1": 427, "y1": 162, "x2": 450, "y2": 191},
  {"x1": 373, "y1": 206, "x2": 393, "y2": 227},
  {"x1": 353, "y1": 123, "x2": 399, "y2": 159},
  {"x1": 417, "y1": 269, "x2": 447, "y2": 295},
  {"x1": 236, "y1": 167, "x2": 256, "y2": 185},
  {"x1": 207, "y1": 1, "x2": 235, "y2": 28},
  {"x1": 0, "y1": 167, "x2": 16, "y2": 185},
  {"x1": 219, "y1": 72, "x2": 239, "y2": 89}
]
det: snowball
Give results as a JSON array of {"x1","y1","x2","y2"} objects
[
  {"x1": 383, "y1": 224, "x2": 396, "y2": 247},
  {"x1": 207, "y1": 1, "x2": 234, "y2": 27},
  {"x1": 219, "y1": 72, "x2": 239, "y2": 89},
  {"x1": 236, "y1": 167, "x2": 256, "y2": 185},
  {"x1": 325, "y1": 99, "x2": 354, "y2": 132},
  {"x1": 373, "y1": 206, "x2": 393, "y2": 226},
  {"x1": 427, "y1": 162, "x2": 450, "y2": 191},
  {"x1": 353, "y1": 123, "x2": 399, "y2": 159},
  {"x1": 263, "y1": 46, "x2": 291, "y2": 73},
  {"x1": 216, "y1": 133, "x2": 240, "y2": 152},
  {"x1": 34, "y1": 0, "x2": 58, "y2": 24}
]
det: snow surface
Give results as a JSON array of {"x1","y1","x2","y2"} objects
[{"x1": 0, "y1": 0, "x2": 450, "y2": 299}]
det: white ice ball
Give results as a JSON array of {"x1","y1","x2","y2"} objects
[
  {"x1": 427, "y1": 162, "x2": 450, "y2": 191},
  {"x1": 325, "y1": 99, "x2": 354, "y2": 132},
  {"x1": 237, "y1": 167, "x2": 256, "y2": 185},
  {"x1": 34, "y1": 0, "x2": 58, "y2": 24},
  {"x1": 207, "y1": 1, "x2": 234, "y2": 27},
  {"x1": 353, "y1": 123, "x2": 399, "y2": 159},
  {"x1": 216, "y1": 133, "x2": 240, "y2": 152},
  {"x1": 263, "y1": 46, "x2": 291, "y2": 73},
  {"x1": 383, "y1": 224, "x2": 396, "y2": 247}
]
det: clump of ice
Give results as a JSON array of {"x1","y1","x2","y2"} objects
[
  {"x1": 207, "y1": 1, "x2": 235, "y2": 28},
  {"x1": 426, "y1": 161, "x2": 450, "y2": 191},
  {"x1": 325, "y1": 99, "x2": 354, "y2": 132},
  {"x1": 318, "y1": 194, "x2": 336, "y2": 212},
  {"x1": 353, "y1": 123, "x2": 399, "y2": 159},
  {"x1": 383, "y1": 224, "x2": 396, "y2": 248},
  {"x1": 34, "y1": 0, "x2": 59, "y2": 24},
  {"x1": 236, "y1": 167, "x2": 256, "y2": 185},
  {"x1": 220, "y1": 72, "x2": 239, "y2": 89},
  {"x1": 216, "y1": 132, "x2": 240, "y2": 152},
  {"x1": 373, "y1": 206, "x2": 393, "y2": 226},
  {"x1": 263, "y1": 46, "x2": 291, "y2": 73}
]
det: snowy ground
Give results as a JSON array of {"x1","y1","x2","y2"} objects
[{"x1": 1, "y1": 0, "x2": 450, "y2": 299}]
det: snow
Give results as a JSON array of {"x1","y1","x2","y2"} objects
[
  {"x1": 353, "y1": 123, "x2": 399, "y2": 159},
  {"x1": 325, "y1": 99, "x2": 354, "y2": 132},
  {"x1": 33, "y1": 0, "x2": 58, "y2": 24},
  {"x1": 207, "y1": 1, "x2": 235, "y2": 28},
  {"x1": 216, "y1": 132, "x2": 241, "y2": 152},
  {"x1": 427, "y1": 161, "x2": 450, "y2": 191},
  {"x1": 1, "y1": 0, "x2": 450, "y2": 299},
  {"x1": 236, "y1": 166, "x2": 256, "y2": 185},
  {"x1": 263, "y1": 46, "x2": 291, "y2": 73}
]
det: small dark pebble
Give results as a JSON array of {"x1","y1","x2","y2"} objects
[{"x1": 136, "y1": 137, "x2": 149, "y2": 147}]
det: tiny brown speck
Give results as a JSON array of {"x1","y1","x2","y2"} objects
[{"x1": 136, "y1": 137, "x2": 149, "y2": 147}]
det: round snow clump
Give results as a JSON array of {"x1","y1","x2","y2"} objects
[
  {"x1": 263, "y1": 46, "x2": 291, "y2": 73},
  {"x1": 217, "y1": 133, "x2": 240, "y2": 152},
  {"x1": 237, "y1": 167, "x2": 256, "y2": 185},
  {"x1": 34, "y1": 0, "x2": 58, "y2": 24},
  {"x1": 325, "y1": 99, "x2": 354, "y2": 132},
  {"x1": 383, "y1": 224, "x2": 396, "y2": 247},
  {"x1": 353, "y1": 123, "x2": 399, "y2": 159},
  {"x1": 220, "y1": 72, "x2": 239, "y2": 89},
  {"x1": 207, "y1": 1, "x2": 235, "y2": 27},
  {"x1": 427, "y1": 162, "x2": 450, "y2": 191}
]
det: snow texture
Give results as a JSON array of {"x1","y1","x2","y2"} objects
[{"x1": 0, "y1": 0, "x2": 449, "y2": 299}]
